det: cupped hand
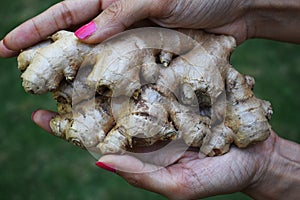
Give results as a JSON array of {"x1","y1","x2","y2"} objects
[
  {"x1": 31, "y1": 109, "x2": 276, "y2": 200},
  {"x1": 0, "y1": 0, "x2": 251, "y2": 57},
  {"x1": 97, "y1": 135, "x2": 276, "y2": 199}
]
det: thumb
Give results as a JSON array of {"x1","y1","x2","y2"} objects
[
  {"x1": 31, "y1": 109, "x2": 57, "y2": 133},
  {"x1": 98, "y1": 154, "x2": 161, "y2": 173},
  {"x1": 97, "y1": 154, "x2": 177, "y2": 197},
  {"x1": 74, "y1": 0, "x2": 173, "y2": 43}
]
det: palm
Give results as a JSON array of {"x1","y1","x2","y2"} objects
[{"x1": 149, "y1": 147, "x2": 258, "y2": 199}]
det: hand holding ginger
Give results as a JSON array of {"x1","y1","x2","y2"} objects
[
  {"x1": 96, "y1": 130, "x2": 300, "y2": 199},
  {"x1": 1, "y1": 0, "x2": 300, "y2": 57}
]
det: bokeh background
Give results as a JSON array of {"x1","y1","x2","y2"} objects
[{"x1": 1, "y1": 0, "x2": 299, "y2": 199}]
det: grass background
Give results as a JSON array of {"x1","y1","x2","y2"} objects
[{"x1": 0, "y1": 0, "x2": 299, "y2": 199}]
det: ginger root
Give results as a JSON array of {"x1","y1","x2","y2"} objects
[{"x1": 18, "y1": 28, "x2": 272, "y2": 156}]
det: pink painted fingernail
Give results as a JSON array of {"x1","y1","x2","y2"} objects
[
  {"x1": 95, "y1": 161, "x2": 116, "y2": 173},
  {"x1": 75, "y1": 21, "x2": 97, "y2": 40}
]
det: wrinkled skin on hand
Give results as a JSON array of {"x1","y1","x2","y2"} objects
[{"x1": 17, "y1": 28, "x2": 272, "y2": 156}]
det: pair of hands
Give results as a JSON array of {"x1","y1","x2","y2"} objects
[{"x1": 2, "y1": 0, "x2": 300, "y2": 199}]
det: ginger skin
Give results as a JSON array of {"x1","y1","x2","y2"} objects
[{"x1": 17, "y1": 28, "x2": 272, "y2": 156}]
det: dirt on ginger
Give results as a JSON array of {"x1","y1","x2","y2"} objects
[{"x1": 17, "y1": 28, "x2": 272, "y2": 156}]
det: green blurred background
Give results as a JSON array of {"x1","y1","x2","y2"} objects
[{"x1": 0, "y1": 1, "x2": 299, "y2": 199}]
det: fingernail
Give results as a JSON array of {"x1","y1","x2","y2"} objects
[
  {"x1": 75, "y1": 21, "x2": 97, "y2": 40},
  {"x1": 31, "y1": 110, "x2": 39, "y2": 121},
  {"x1": 0, "y1": 40, "x2": 18, "y2": 57},
  {"x1": 95, "y1": 161, "x2": 116, "y2": 173}
]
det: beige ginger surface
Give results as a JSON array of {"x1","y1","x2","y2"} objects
[{"x1": 17, "y1": 28, "x2": 272, "y2": 156}]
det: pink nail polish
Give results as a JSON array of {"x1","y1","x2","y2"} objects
[
  {"x1": 95, "y1": 161, "x2": 116, "y2": 173},
  {"x1": 75, "y1": 21, "x2": 97, "y2": 40}
]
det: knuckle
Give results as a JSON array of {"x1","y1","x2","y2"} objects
[
  {"x1": 103, "y1": 1, "x2": 124, "y2": 19},
  {"x1": 152, "y1": 0, "x2": 179, "y2": 18},
  {"x1": 50, "y1": 2, "x2": 75, "y2": 28},
  {"x1": 102, "y1": 0, "x2": 130, "y2": 29},
  {"x1": 124, "y1": 174, "x2": 142, "y2": 188},
  {"x1": 60, "y1": 2, "x2": 75, "y2": 27},
  {"x1": 29, "y1": 18, "x2": 43, "y2": 40},
  {"x1": 123, "y1": 173, "x2": 154, "y2": 190}
]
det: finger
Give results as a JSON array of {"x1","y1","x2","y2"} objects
[
  {"x1": 98, "y1": 154, "x2": 178, "y2": 196},
  {"x1": 76, "y1": 0, "x2": 174, "y2": 43},
  {"x1": 206, "y1": 19, "x2": 248, "y2": 45},
  {"x1": 0, "y1": 0, "x2": 117, "y2": 57},
  {"x1": 130, "y1": 140, "x2": 192, "y2": 167},
  {"x1": 31, "y1": 109, "x2": 57, "y2": 133},
  {"x1": 0, "y1": 40, "x2": 19, "y2": 57}
]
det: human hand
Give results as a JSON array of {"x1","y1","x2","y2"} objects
[
  {"x1": 95, "y1": 131, "x2": 275, "y2": 200},
  {"x1": 32, "y1": 110, "x2": 300, "y2": 199},
  {"x1": 0, "y1": 0, "x2": 252, "y2": 57},
  {"x1": 2, "y1": 0, "x2": 300, "y2": 58}
]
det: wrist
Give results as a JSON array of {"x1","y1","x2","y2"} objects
[
  {"x1": 243, "y1": 130, "x2": 300, "y2": 199},
  {"x1": 246, "y1": 0, "x2": 300, "y2": 43}
]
